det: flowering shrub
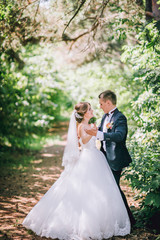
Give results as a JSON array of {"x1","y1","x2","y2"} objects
[{"x1": 122, "y1": 23, "x2": 160, "y2": 230}]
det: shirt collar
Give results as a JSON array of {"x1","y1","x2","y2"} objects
[{"x1": 109, "y1": 106, "x2": 117, "y2": 115}]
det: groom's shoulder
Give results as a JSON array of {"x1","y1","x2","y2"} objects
[{"x1": 116, "y1": 109, "x2": 127, "y2": 121}]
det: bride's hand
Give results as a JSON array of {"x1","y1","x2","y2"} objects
[{"x1": 85, "y1": 125, "x2": 98, "y2": 136}]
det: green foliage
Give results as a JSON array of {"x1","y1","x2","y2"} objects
[
  {"x1": 122, "y1": 23, "x2": 160, "y2": 228},
  {"x1": 88, "y1": 117, "x2": 97, "y2": 124},
  {"x1": 0, "y1": 132, "x2": 61, "y2": 169},
  {"x1": 62, "y1": 59, "x2": 134, "y2": 122},
  {"x1": 0, "y1": 44, "x2": 71, "y2": 150}
]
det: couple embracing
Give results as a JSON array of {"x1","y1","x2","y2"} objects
[{"x1": 23, "y1": 90, "x2": 135, "y2": 239}]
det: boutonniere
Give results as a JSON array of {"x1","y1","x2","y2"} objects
[{"x1": 106, "y1": 121, "x2": 114, "y2": 130}]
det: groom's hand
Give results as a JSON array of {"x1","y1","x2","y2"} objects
[{"x1": 85, "y1": 127, "x2": 98, "y2": 136}]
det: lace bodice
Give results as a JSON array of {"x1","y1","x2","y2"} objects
[{"x1": 80, "y1": 136, "x2": 97, "y2": 150}]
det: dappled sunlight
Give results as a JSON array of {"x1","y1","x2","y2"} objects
[
  {"x1": 32, "y1": 159, "x2": 43, "y2": 164},
  {"x1": 41, "y1": 153, "x2": 55, "y2": 157},
  {"x1": 44, "y1": 140, "x2": 66, "y2": 148},
  {"x1": 121, "y1": 177, "x2": 140, "y2": 209},
  {"x1": 0, "y1": 126, "x2": 67, "y2": 239}
]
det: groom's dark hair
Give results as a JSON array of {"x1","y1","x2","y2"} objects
[{"x1": 99, "y1": 90, "x2": 117, "y2": 105}]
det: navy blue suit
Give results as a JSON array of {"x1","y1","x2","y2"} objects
[
  {"x1": 99, "y1": 108, "x2": 135, "y2": 226},
  {"x1": 99, "y1": 108, "x2": 132, "y2": 171}
]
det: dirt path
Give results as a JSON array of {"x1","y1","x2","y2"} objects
[{"x1": 0, "y1": 122, "x2": 158, "y2": 240}]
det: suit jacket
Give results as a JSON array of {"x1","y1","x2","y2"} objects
[{"x1": 98, "y1": 108, "x2": 132, "y2": 171}]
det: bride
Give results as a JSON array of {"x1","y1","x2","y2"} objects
[{"x1": 22, "y1": 102, "x2": 131, "y2": 239}]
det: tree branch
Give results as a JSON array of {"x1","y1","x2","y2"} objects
[
  {"x1": 62, "y1": 0, "x2": 110, "y2": 46},
  {"x1": 62, "y1": 0, "x2": 87, "y2": 37},
  {"x1": 145, "y1": 11, "x2": 154, "y2": 18},
  {"x1": 33, "y1": 0, "x2": 40, "y2": 23},
  {"x1": 100, "y1": 0, "x2": 110, "y2": 18},
  {"x1": 17, "y1": 0, "x2": 40, "y2": 21}
]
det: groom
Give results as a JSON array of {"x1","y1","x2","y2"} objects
[{"x1": 85, "y1": 90, "x2": 136, "y2": 227}]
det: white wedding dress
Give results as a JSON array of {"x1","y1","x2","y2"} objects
[{"x1": 23, "y1": 136, "x2": 130, "y2": 239}]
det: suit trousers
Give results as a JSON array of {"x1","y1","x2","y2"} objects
[{"x1": 111, "y1": 169, "x2": 136, "y2": 227}]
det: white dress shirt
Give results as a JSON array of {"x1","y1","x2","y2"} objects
[{"x1": 96, "y1": 107, "x2": 117, "y2": 151}]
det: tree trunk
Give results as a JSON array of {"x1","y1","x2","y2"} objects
[
  {"x1": 136, "y1": 0, "x2": 143, "y2": 5},
  {"x1": 145, "y1": 0, "x2": 152, "y2": 20},
  {"x1": 145, "y1": 0, "x2": 160, "y2": 20},
  {"x1": 152, "y1": 0, "x2": 160, "y2": 20},
  {"x1": 146, "y1": 0, "x2": 152, "y2": 12}
]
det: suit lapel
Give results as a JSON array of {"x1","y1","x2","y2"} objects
[
  {"x1": 100, "y1": 114, "x2": 107, "y2": 131},
  {"x1": 100, "y1": 109, "x2": 119, "y2": 131}
]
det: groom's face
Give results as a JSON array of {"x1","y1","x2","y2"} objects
[{"x1": 99, "y1": 98, "x2": 110, "y2": 113}]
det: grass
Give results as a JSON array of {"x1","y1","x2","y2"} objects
[{"x1": 21, "y1": 132, "x2": 62, "y2": 151}]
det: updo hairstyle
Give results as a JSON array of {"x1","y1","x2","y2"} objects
[{"x1": 74, "y1": 102, "x2": 90, "y2": 123}]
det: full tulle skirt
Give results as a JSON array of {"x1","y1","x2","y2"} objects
[{"x1": 23, "y1": 147, "x2": 130, "y2": 239}]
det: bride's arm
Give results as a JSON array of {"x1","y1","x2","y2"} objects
[{"x1": 78, "y1": 125, "x2": 93, "y2": 144}]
